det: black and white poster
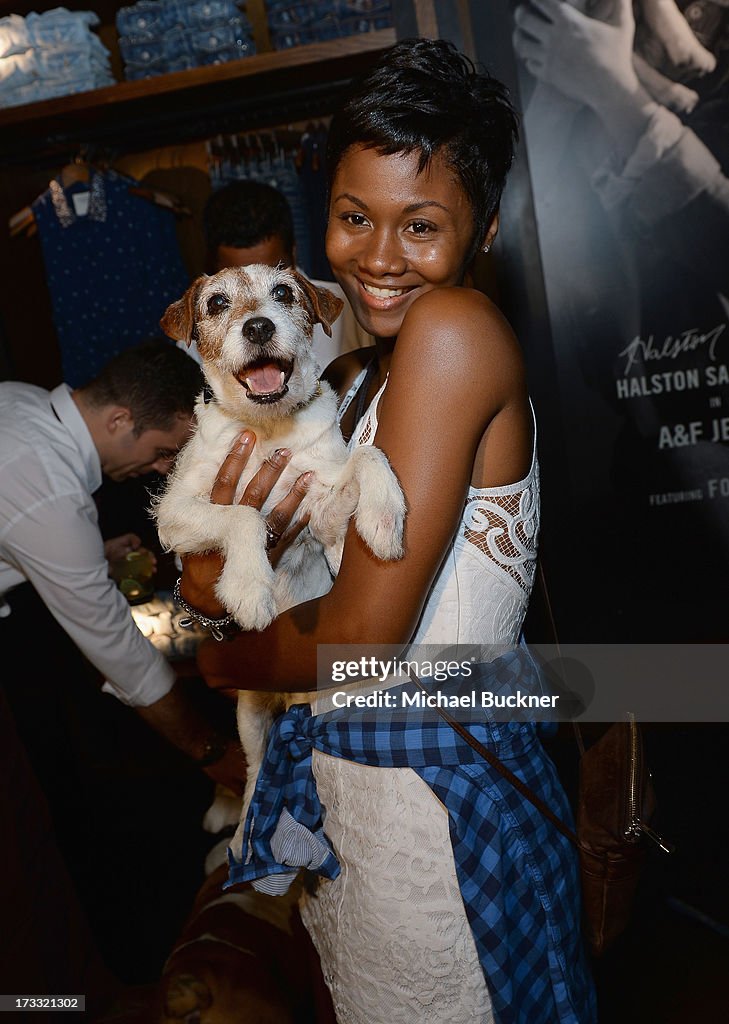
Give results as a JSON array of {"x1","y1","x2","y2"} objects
[{"x1": 496, "y1": 0, "x2": 729, "y2": 640}]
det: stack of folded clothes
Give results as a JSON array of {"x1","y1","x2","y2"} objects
[
  {"x1": 265, "y1": 0, "x2": 393, "y2": 50},
  {"x1": 0, "y1": 8, "x2": 115, "y2": 109},
  {"x1": 116, "y1": 0, "x2": 256, "y2": 80}
]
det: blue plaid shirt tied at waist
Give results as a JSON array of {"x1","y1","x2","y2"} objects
[{"x1": 227, "y1": 647, "x2": 597, "y2": 1024}]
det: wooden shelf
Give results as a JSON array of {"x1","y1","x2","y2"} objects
[{"x1": 0, "y1": 28, "x2": 396, "y2": 165}]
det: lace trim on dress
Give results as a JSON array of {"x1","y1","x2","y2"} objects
[
  {"x1": 348, "y1": 374, "x2": 388, "y2": 450},
  {"x1": 462, "y1": 405, "x2": 539, "y2": 593},
  {"x1": 337, "y1": 364, "x2": 369, "y2": 424},
  {"x1": 462, "y1": 479, "x2": 539, "y2": 593}
]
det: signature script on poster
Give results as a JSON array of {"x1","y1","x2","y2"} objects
[{"x1": 618, "y1": 323, "x2": 726, "y2": 375}]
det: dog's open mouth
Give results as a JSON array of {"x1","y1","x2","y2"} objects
[{"x1": 236, "y1": 358, "x2": 294, "y2": 404}]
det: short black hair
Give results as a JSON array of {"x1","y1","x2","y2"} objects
[
  {"x1": 203, "y1": 180, "x2": 296, "y2": 258},
  {"x1": 326, "y1": 38, "x2": 520, "y2": 267},
  {"x1": 80, "y1": 340, "x2": 203, "y2": 436}
]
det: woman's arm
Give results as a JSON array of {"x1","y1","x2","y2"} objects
[{"x1": 194, "y1": 287, "x2": 529, "y2": 692}]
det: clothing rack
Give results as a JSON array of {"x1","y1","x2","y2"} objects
[
  {"x1": 8, "y1": 145, "x2": 192, "y2": 237},
  {"x1": 205, "y1": 121, "x2": 332, "y2": 279},
  {"x1": 205, "y1": 122, "x2": 329, "y2": 186}
]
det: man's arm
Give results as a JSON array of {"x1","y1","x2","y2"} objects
[
  {"x1": 7, "y1": 489, "x2": 246, "y2": 789},
  {"x1": 135, "y1": 682, "x2": 246, "y2": 793}
]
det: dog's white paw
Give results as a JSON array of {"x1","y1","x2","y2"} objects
[
  {"x1": 233, "y1": 589, "x2": 278, "y2": 632},
  {"x1": 358, "y1": 507, "x2": 405, "y2": 561},
  {"x1": 351, "y1": 449, "x2": 406, "y2": 561},
  {"x1": 202, "y1": 786, "x2": 243, "y2": 834},
  {"x1": 216, "y1": 571, "x2": 278, "y2": 632}
]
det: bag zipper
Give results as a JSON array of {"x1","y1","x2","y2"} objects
[{"x1": 624, "y1": 712, "x2": 674, "y2": 854}]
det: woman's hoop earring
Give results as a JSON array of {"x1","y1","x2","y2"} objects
[{"x1": 482, "y1": 243, "x2": 490, "y2": 254}]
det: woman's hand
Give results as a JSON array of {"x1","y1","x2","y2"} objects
[{"x1": 179, "y1": 429, "x2": 312, "y2": 618}]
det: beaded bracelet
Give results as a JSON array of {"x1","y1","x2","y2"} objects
[{"x1": 173, "y1": 577, "x2": 238, "y2": 642}]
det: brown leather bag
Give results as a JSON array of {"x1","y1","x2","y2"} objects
[
  {"x1": 533, "y1": 563, "x2": 673, "y2": 955},
  {"x1": 574, "y1": 715, "x2": 672, "y2": 956}
]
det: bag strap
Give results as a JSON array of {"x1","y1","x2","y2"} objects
[
  {"x1": 406, "y1": 556, "x2": 582, "y2": 849},
  {"x1": 351, "y1": 355, "x2": 379, "y2": 430},
  {"x1": 537, "y1": 559, "x2": 585, "y2": 757},
  {"x1": 406, "y1": 668, "x2": 580, "y2": 850}
]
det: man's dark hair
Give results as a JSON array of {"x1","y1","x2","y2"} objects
[
  {"x1": 80, "y1": 340, "x2": 203, "y2": 436},
  {"x1": 203, "y1": 180, "x2": 296, "y2": 258},
  {"x1": 326, "y1": 37, "x2": 520, "y2": 267}
]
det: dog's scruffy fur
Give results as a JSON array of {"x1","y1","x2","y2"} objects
[{"x1": 152, "y1": 264, "x2": 406, "y2": 857}]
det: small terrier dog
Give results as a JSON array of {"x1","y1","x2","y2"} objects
[{"x1": 152, "y1": 264, "x2": 406, "y2": 855}]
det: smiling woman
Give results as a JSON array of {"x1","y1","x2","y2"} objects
[
  {"x1": 177, "y1": 38, "x2": 597, "y2": 1024},
  {"x1": 326, "y1": 146, "x2": 482, "y2": 341}
]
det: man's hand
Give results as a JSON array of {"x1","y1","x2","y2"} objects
[
  {"x1": 104, "y1": 532, "x2": 148, "y2": 564},
  {"x1": 513, "y1": 0, "x2": 639, "y2": 110},
  {"x1": 201, "y1": 737, "x2": 247, "y2": 796},
  {"x1": 135, "y1": 681, "x2": 246, "y2": 791}
]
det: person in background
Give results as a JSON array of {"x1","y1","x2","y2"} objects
[
  {"x1": 0, "y1": 340, "x2": 245, "y2": 791},
  {"x1": 188, "y1": 178, "x2": 371, "y2": 372}
]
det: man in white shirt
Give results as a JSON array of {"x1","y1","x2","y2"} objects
[
  {"x1": 0, "y1": 340, "x2": 244, "y2": 790},
  {"x1": 180, "y1": 179, "x2": 371, "y2": 370}
]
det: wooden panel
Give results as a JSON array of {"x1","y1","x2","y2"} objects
[{"x1": 0, "y1": 29, "x2": 397, "y2": 165}]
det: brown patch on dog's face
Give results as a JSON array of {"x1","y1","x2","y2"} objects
[
  {"x1": 290, "y1": 270, "x2": 344, "y2": 337},
  {"x1": 166, "y1": 265, "x2": 343, "y2": 413},
  {"x1": 160, "y1": 274, "x2": 207, "y2": 346}
]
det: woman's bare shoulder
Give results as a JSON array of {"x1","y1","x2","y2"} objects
[
  {"x1": 381, "y1": 288, "x2": 532, "y2": 488},
  {"x1": 393, "y1": 287, "x2": 525, "y2": 399}
]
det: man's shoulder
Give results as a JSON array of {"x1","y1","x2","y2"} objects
[
  {"x1": 0, "y1": 382, "x2": 92, "y2": 493},
  {"x1": 0, "y1": 379, "x2": 48, "y2": 403},
  {"x1": 0, "y1": 381, "x2": 52, "y2": 442}
]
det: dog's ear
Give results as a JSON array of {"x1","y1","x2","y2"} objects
[
  {"x1": 291, "y1": 272, "x2": 344, "y2": 338},
  {"x1": 160, "y1": 275, "x2": 207, "y2": 346}
]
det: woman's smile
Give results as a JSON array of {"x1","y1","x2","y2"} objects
[
  {"x1": 357, "y1": 279, "x2": 416, "y2": 311},
  {"x1": 360, "y1": 282, "x2": 410, "y2": 299}
]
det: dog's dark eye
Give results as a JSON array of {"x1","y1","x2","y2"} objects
[
  {"x1": 206, "y1": 293, "x2": 229, "y2": 315},
  {"x1": 271, "y1": 284, "x2": 294, "y2": 305}
]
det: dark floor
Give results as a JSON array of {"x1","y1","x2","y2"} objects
[
  {"x1": 95, "y1": 874, "x2": 729, "y2": 1024},
  {"x1": 595, "y1": 893, "x2": 728, "y2": 1023}
]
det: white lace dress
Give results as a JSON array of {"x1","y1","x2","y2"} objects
[{"x1": 300, "y1": 376, "x2": 540, "y2": 1023}]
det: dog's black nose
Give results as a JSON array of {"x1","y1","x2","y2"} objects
[{"x1": 243, "y1": 317, "x2": 275, "y2": 345}]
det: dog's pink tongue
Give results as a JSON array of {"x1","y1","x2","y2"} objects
[{"x1": 245, "y1": 364, "x2": 284, "y2": 395}]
